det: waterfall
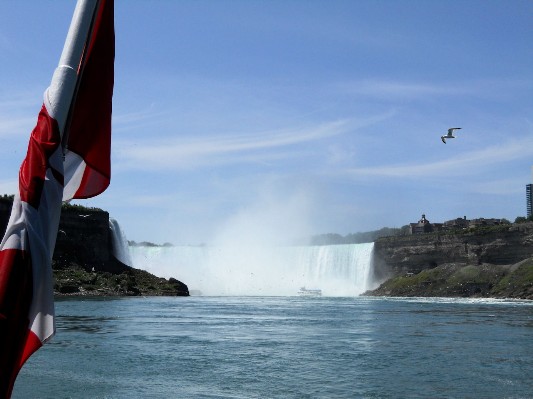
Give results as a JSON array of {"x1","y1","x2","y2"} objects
[
  {"x1": 130, "y1": 242, "x2": 375, "y2": 296},
  {"x1": 109, "y1": 218, "x2": 133, "y2": 267}
]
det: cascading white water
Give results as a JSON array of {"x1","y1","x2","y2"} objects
[
  {"x1": 109, "y1": 218, "x2": 133, "y2": 267},
  {"x1": 130, "y1": 242, "x2": 375, "y2": 296}
]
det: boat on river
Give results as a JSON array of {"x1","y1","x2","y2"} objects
[{"x1": 297, "y1": 287, "x2": 322, "y2": 297}]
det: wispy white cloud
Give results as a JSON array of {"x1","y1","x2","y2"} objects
[
  {"x1": 126, "y1": 193, "x2": 177, "y2": 207},
  {"x1": 343, "y1": 136, "x2": 533, "y2": 179},
  {"x1": 111, "y1": 108, "x2": 169, "y2": 134},
  {"x1": 337, "y1": 78, "x2": 533, "y2": 100},
  {"x1": 0, "y1": 97, "x2": 36, "y2": 109},
  {"x1": 0, "y1": 117, "x2": 36, "y2": 138},
  {"x1": 468, "y1": 178, "x2": 527, "y2": 195},
  {"x1": 0, "y1": 91, "x2": 44, "y2": 138},
  {"x1": 114, "y1": 119, "x2": 352, "y2": 171},
  {"x1": 0, "y1": 179, "x2": 18, "y2": 195},
  {"x1": 342, "y1": 80, "x2": 470, "y2": 99},
  {"x1": 0, "y1": 32, "x2": 11, "y2": 50}
]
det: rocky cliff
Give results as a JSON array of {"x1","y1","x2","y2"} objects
[
  {"x1": 368, "y1": 223, "x2": 533, "y2": 299},
  {"x1": 372, "y1": 223, "x2": 533, "y2": 277},
  {"x1": 0, "y1": 196, "x2": 189, "y2": 296}
]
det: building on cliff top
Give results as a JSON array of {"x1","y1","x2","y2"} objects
[
  {"x1": 410, "y1": 214, "x2": 434, "y2": 234},
  {"x1": 468, "y1": 218, "x2": 509, "y2": 228},
  {"x1": 443, "y1": 216, "x2": 469, "y2": 230},
  {"x1": 410, "y1": 214, "x2": 509, "y2": 234}
]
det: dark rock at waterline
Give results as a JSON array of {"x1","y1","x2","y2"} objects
[
  {"x1": 53, "y1": 266, "x2": 190, "y2": 297},
  {"x1": 367, "y1": 223, "x2": 533, "y2": 300},
  {"x1": 365, "y1": 259, "x2": 533, "y2": 299},
  {"x1": 0, "y1": 196, "x2": 189, "y2": 297}
]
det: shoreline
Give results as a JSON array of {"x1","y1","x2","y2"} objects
[
  {"x1": 364, "y1": 258, "x2": 533, "y2": 300},
  {"x1": 53, "y1": 265, "x2": 189, "y2": 297}
]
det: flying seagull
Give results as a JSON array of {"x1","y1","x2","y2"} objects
[{"x1": 441, "y1": 127, "x2": 461, "y2": 144}]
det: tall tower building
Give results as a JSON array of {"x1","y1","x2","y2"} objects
[
  {"x1": 528, "y1": 167, "x2": 533, "y2": 218},
  {"x1": 526, "y1": 184, "x2": 533, "y2": 217}
]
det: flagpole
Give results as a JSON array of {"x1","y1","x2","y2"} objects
[{"x1": 46, "y1": 0, "x2": 100, "y2": 136}]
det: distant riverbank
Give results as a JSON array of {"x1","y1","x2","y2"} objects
[
  {"x1": 365, "y1": 258, "x2": 533, "y2": 300},
  {"x1": 2, "y1": 195, "x2": 531, "y2": 299},
  {"x1": 367, "y1": 222, "x2": 533, "y2": 300}
]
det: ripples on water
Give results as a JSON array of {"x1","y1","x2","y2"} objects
[{"x1": 13, "y1": 296, "x2": 533, "y2": 399}]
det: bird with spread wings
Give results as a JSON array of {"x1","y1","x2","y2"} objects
[{"x1": 441, "y1": 127, "x2": 462, "y2": 144}]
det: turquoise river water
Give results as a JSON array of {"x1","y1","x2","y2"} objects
[{"x1": 13, "y1": 296, "x2": 533, "y2": 399}]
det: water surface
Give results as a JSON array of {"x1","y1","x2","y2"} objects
[{"x1": 14, "y1": 296, "x2": 533, "y2": 398}]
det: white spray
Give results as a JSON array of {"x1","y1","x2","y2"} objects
[{"x1": 130, "y1": 242, "x2": 374, "y2": 296}]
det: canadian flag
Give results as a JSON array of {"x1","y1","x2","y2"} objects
[{"x1": 0, "y1": 0, "x2": 114, "y2": 397}]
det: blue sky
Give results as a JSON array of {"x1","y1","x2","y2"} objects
[{"x1": 1, "y1": 1, "x2": 532, "y2": 245}]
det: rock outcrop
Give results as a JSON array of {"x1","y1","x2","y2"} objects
[
  {"x1": 368, "y1": 223, "x2": 533, "y2": 299},
  {"x1": 0, "y1": 196, "x2": 189, "y2": 296},
  {"x1": 372, "y1": 223, "x2": 533, "y2": 279},
  {"x1": 367, "y1": 259, "x2": 533, "y2": 299},
  {"x1": 54, "y1": 205, "x2": 129, "y2": 274}
]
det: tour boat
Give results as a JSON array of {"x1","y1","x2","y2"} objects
[{"x1": 297, "y1": 287, "x2": 322, "y2": 297}]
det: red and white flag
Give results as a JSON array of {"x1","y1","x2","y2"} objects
[{"x1": 0, "y1": 0, "x2": 114, "y2": 396}]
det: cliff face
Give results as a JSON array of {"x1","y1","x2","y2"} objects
[
  {"x1": 368, "y1": 223, "x2": 533, "y2": 299},
  {"x1": 54, "y1": 206, "x2": 129, "y2": 273},
  {"x1": 366, "y1": 259, "x2": 533, "y2": 299},
  {"x1": 0, "y1": 197, "x2": 189, "y2": 296},
  {"x1": 373, "y1": 223, "x2": 533, "y2": 279}
]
